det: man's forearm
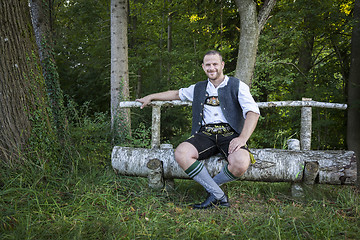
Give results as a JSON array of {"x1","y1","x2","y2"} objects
[
  {"x1": 238, "y1": 111, "x2": 260, "y2": 143},
  {"x1": 136, "y1": 90, "x2": 180, "y2": 108},
  {"x1": 228, "y1": 111, "x2": 259, "y2": 154},
  {"x1": 147, "y1": 90, "x2": 180, "y2": 101}
]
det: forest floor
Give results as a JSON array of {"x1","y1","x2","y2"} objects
[
  {"x1": 1, "y1": 162, "x2": 359, "y2": 239},
  {"x1": 1, "y1": 113, "x2": 359, "y2": 239}
]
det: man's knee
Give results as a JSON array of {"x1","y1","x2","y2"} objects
[
  {"x1": 174, "y1": 142, "x2": 198, "y2": 162},
  {"x1": 174, "y1": 142, "x2": 199, "y2": 170},
  {"x1": 228, "y1": 150, "x2": 250, "y2": 177}
]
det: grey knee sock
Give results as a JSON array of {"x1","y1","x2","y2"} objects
[
  {"x1": 213, "y1": 164, "x2": 238, "y2": 186},
  {"x1": 185, "y1": 160, "x2": 224, "y2": 199}
]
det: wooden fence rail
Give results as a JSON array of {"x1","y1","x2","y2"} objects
[{"x1": 119, "y1": 98, "x2": 347, "y2": 150}]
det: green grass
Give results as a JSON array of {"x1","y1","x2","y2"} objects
[
  {"x1": 1, "y1": 111, "x2": 359, "y2": 239},
  {"x1": 1, "y1": 162, "x2": 359, "y2": 239}
]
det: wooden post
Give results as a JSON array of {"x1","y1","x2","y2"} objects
[
  {"x1": 161, "y1": 144, "x2": 176, "y2": 191},
  {"x1": 147, "y1": 158, "x2": 164, "y2": 189},
  {"x1": 289, "y1": 139, "x2": 304, "y2": 198},
  {"x1": 304, "y1": 162, "x2": 319, "y2": 184},
  {"x1": 287, "y1": 139, "x2": 300, "y2": 150},
  {"x1": 151, "y1": 106, "x2": 161, "y2": 148},
  {"x1": 301, "y1": 98, "x2": 312, "y2": 150}
]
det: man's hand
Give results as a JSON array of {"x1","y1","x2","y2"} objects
[
  {"x1": 135, "y1": 96, "x2": 152, "y2": 109},
  {"x1": 228, "y1": 137, "x2": 247, "y2": 154},
  {"x1": 228, "y1": 111, "x2": 259, "y2": 154}
]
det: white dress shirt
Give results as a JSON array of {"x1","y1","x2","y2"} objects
[{"x1": 179, "y1": 76, "x2": 260, "y2": 125}]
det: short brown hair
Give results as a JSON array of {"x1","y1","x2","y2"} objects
[{"x1": 204, "y1": 50, "x2": 223, "y2": 62}]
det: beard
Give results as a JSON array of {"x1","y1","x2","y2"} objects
[{"x1": 207, "y1": 70, "x2": 221, "y2": 80}]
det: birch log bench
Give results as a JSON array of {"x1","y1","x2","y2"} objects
[{"x1": 112, "y1": 99, "x2": 357, "y2": 193}]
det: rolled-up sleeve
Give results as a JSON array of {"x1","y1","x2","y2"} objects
[
  {"x1": 238, "y1": 81, "x2": 260, "y2": 119},
  {"x1": 179, "y1": 84, "x2": 195, "y2": 101}
]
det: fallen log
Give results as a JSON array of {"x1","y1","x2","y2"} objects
[{"x1": 111, "y1": 146, "x2": 357, "y2": 185}]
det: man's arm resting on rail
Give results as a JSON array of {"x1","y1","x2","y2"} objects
[
  {"x1": 136, "y1": 90, "x2": 180, "y2": 109},
  {"x1": 228, "y1": 111, "x2": 260, "y2": 154}
]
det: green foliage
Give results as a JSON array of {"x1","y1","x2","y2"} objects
[
  {"x1": 40, "y1": 35, "x2": 67, "y2": 141},
  {"x1": 126, "y1": 122, "x2": 152, "y2": 148},
  {"x1": 251, "y1": 0, "x2": 352, "y2": 149},
  {"x1": 54, "y1": 0, "x2": 110, "y2": 113},
  {"x1": 53, "y1": 0, "x2": 354, "y2": 149},
  {"x1": 2, "y1": 1, "x2": 359, "y2": 238},
  {"x1": 17, "y1": 51, "x2": 63, "y2": 173},
  {"x1": 64, "y1": 97, "x2": 112, "y2": 168}
]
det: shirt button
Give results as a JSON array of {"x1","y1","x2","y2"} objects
[
  {"x1": 200, "y1": 113, "x2": 203, "y2": 116},
  {"x1": 198, "y1": 122, "x2": 201, "y2": 125}
]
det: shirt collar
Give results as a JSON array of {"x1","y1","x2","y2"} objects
[{"x1": 207, "y1": 75, "x2": 229, "y2": 88}]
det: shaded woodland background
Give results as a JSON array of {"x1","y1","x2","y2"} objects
[
  {"x1": 1, "y1": 1, "x2": 359, "y2": 238},
  {"x1": 53, "y1": 0, "x2": 353, "y2": 150}
]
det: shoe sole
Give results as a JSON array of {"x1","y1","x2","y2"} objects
[{"x1": 193, "y1": 203, "x2": 230, "y2": 209}]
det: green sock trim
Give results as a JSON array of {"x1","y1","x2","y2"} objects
[
  {"x1": 224, "y1": 164, "x2": 238, "y2": 180},
  {"x1": 185, "y1": 161, "x2": 204, "y2": 178}
]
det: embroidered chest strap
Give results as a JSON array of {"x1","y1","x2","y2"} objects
[{"x1": 205, "y1": 96, "x2": 220, "y2": 106}]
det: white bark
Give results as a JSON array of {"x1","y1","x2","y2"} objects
[
  {"x1": 151, "y1": 106, "x2": 161, "y2": 148},
  {"x1": 114, "y1": 100, "x2": 353, "y2": 186},
  {"x1": 119, "y1": 100, "x2": 347, "y2": 153},
  {"x1": 257, "y1": 101, "x2": 348, "y2": 109},
  {"x1": 287, "y1": 139, "x2": 300, "y2": 150},
  {"x1": 301, "y1": 98, "x2": 312, "y2": 150},
  {"x1": 111, "y1": 0, "x2": 130, "y2": 134},
  {"x1": 112, "y1": 147, "x2": 356, "y2": 185},
  {"x1": 119, "y1": 100, "x2": 348, "y2": 109}
]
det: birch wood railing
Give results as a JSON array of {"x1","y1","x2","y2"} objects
[{"x1": 112, "y1": 98, "x2": 356, "y2": 189}]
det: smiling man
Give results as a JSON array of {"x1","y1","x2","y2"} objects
[{"x1": 136, "y1": 50, "x2": 260, "y2": 209}]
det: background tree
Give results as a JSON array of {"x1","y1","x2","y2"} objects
[
  {"x1": 111, "y1": 0, "x2": 131, "y2": 141},
  {"x1": 234, "y1": 0, "x2": 276, "y2": 86},
  {"x1": 0, "y1": 0, "x2": 56, "y2": 165},
  {"x1": 348, "y1": 0, "x2": 360, "y2": 186},
  {"x1": 30, "y1": 0, "x2": 67, "y2": 141}
]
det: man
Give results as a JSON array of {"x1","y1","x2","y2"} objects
[{"x1": 136, "y1": 50, "x2": 260, "y2": 209}]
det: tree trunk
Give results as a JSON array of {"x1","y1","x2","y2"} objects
[
  {"x1": 234, "y1": 0, "x2": 276, "y2": 87},
  {"x1": 167, "y1": 0, "x2": 172, "y2": 84},
  {"x1": 111, "y1": 0, "x2": 131, "y2": 140},
  {"x1": 234, "y1": 0, "x2": 259, "y2": 87},
  {"x1": 347, "y1": 0, "x2": 360, "y2": 188},
  {"x1": 294, "y1": 18, "x2": 314, "y2": 99},
  {"x1": 0, "y1": 0, "x2": 53, "y2": 165},
  {"x1": 29, "y1": 0, "x2": 67, "y2": 141},
  {"x1": 112, "y1": 147, "x2": 356, "y2": 185}
]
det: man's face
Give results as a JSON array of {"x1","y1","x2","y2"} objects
[{"x1": 202, "y1": 54, "x2": 225, "y2": 81}]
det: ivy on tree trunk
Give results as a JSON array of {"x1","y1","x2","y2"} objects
[{"x1": 0, "y1": 0, "x2": 55, "y2": 165}]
